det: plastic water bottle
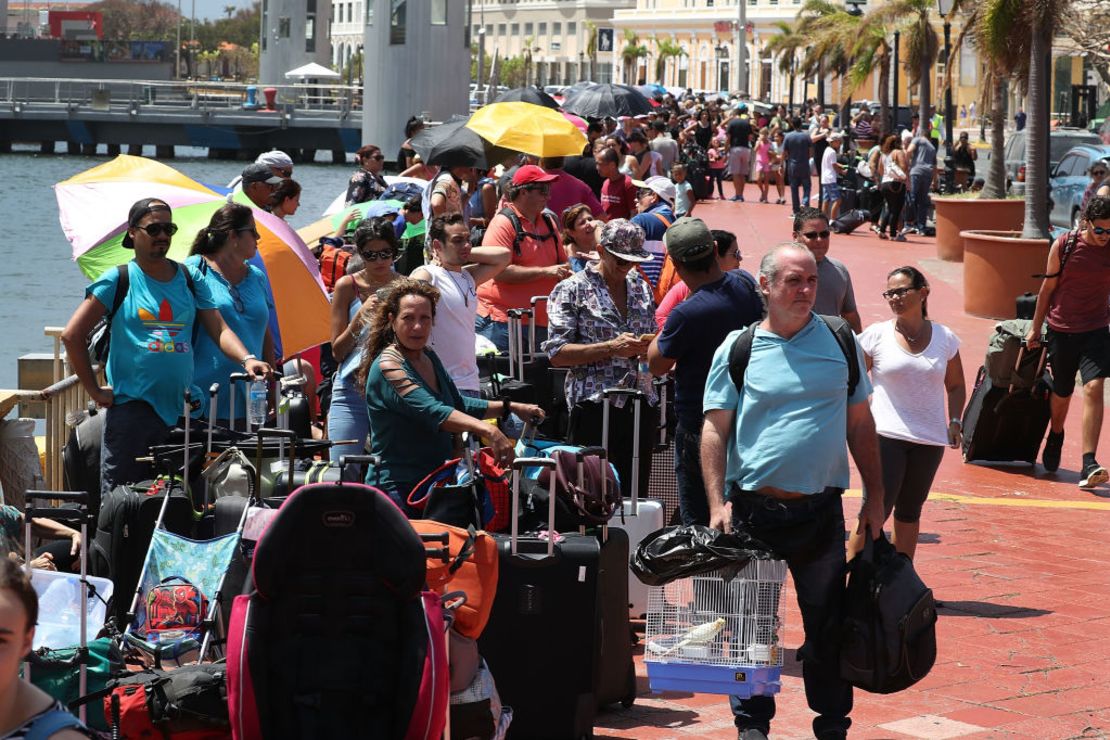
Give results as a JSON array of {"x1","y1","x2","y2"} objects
[{"x1": 247, "y1": 379, "x2": 268, "y2": 428}]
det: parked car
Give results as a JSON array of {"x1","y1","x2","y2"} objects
[
  {"x1": 1002, "y1": 127, "x2": 1099, "y2": 195},
  {"x1": 1048, "y1": 144, "x2": 1110, "y2": 230}
]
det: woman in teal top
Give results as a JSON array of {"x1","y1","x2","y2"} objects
[
  {"x1": 187, "y1": 203, "x2": 276, "y2": 426},
  {"x1": 356, "y1": 279, "x2": 544, "y2": 514}
]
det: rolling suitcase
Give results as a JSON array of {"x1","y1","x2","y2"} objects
[
  {"x1": 602, "y1": 388, "x2": 665, "y2": 620},
  {"x1": 1016, "y1": 292, "x2": 1037, "y2": 321},
  {"x1": 478, "y1": 457, "x2": 599, "y2": 740},
  {"x1": 831, "y1": 208, "x2": 869, "y2": 235},
  {"x1": 592, "y1": 519, "x2": 637, "y2": 710},
  {"x1": 648, "y1": 378, "x2": 681, "y2": 526},
  {"x1": 962, "y1": 344, "x2": 1050, "y2": 465}
]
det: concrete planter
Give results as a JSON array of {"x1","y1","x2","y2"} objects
[
  {"x1": 934, "y1": 197, "x2": 1025, "y2": 262},
  {"x1": 961, "y1": 229, "x2": 1049, "y2": 319}
]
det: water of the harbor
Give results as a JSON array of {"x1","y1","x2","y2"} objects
[{"x1": 0, "y1": 145, "x2": 358, "y2": 392}]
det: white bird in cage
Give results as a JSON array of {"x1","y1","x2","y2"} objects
[{"x1": 648, "y1": 618, "x2": 727, "y2": 657}]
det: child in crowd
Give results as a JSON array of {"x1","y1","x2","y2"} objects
[
  {"x1": 753, "y1": 127, "x2": 773, "y2": 203},
  {"x1": 672, "y1": 163, "x2": 696, "y2": 218},
  {"x1": 706, "y1": 136, "x2": 727, "y2": 200}
]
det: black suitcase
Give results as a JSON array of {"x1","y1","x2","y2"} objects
[
  {"x1": 62, "y1": 406, "x2": 105, "y2": 514},
  {"x1": 594, "y1": 525, "x2": 636, "y2": 710},
  {"x1": 831, "y1": 209, "x2": 869, "y2": 235},
  {"x1": 1016, "y1": 292, "x2": 1037, "y2": 320},
  {"x1": 478, "y1": 457, "x2": 599, "y2": 740},
  {"x1": 962, "y1": 347, "x2": 1050, "y2": 465}
]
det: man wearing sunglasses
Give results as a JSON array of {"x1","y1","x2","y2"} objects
[
  {"x1": 1026, "y1": 196, "x2": 1110, "y2": 490},
  {"x1": 792, "y1": 206, "x2": 861, "y2": 333},
  {"x1": 61, "y1": 197, "x2": 271, "y2": 496}
]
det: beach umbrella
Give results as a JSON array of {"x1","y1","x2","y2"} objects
[
  {"x1": 561, "y1": 83, "x2": 653, "y2": 118},
  {"x1": 284, "y1": 62, "x2": 341, "y2": 80},
  {"x1": 465, "y1": 102, "x2": 588, "y2": 159},
  {"x1": 410, "y1": 119, "x2": 518, "y2": 169},
  {"x1": 492, "y1": 86, "x2": 560, "y2": 110},
  {"x1": 561, "y1": 111, "x2": 589, "y2": 135},
  {"x1": 635, "y1": 83, "x2": 667, "y2": 98},
  {"x1": 55, "y1": 155, "x2": 330, "y2": 357}
]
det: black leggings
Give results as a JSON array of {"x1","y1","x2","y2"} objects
[
  {"x1": 878, "y1": 182, "x2": 906, "y2": 237},
  {"x1": 872, "y1": 436, "x2": 945, "y2": 523},
  {"x1": 709, "y1": 168, "x2": 727, "y2": 198}
]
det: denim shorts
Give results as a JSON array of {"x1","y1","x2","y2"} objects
[{"x1": 821, "y1": 183, "x2": 842, "y2": 202}]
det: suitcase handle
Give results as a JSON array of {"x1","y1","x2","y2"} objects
[
  {"x1": 510, "y1": 457, "x2": 558, "y2": 556},
  {"x1": 601, "y1": 389, "x2": 645, "y2": 514}
]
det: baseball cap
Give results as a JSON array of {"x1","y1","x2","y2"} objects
[
  {"x1": 241, "y1": 162, "x2": 284, "y2": 186},
  {"x1": 121, "y1": 197, "x2": 172, "y2": 249},
  {"x1": 599, "y1": 219, "x2": 651, "y2": 263},
  {"x1": 664, "y1": 217, "x2": 715, "y2": 264},
  {"x1": 511, "y1": 164, "x2": 559, "y2": 186},
  {"x1": 256, "y1": 150, "x2": 294, "y2": 169},
  {"x1": 632, "y1": 175, "x2": 676, "y2": 206}
]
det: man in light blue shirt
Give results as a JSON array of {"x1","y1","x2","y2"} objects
[{"x1": 700, "y1": 242, "x2": 885, "y2": 740}]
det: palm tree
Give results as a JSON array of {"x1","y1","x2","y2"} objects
[
  {"x1": 849, "y1": 15, "x2": 897, "y2": 135},
  {"x1": 795, "y1": 1, "x2": 862, "y2": 122},
  {"x1": 867, "y1": 0, "x2": 940, "y2": 132},
  {"x1": 655, "y1": 38, "x2": 684, "y2": 84},
  {"x1": 223, "y1": 5, "x2": 235, "y2": 19},
  {"x1": 765, "y1": 20, "x2": 805, "y2": 111},
  {"x1": 584, "y1": 20, "x2": 597, "y2": 82},
  {"x1": 621, "y1": 29, "x2": 648, "y2": 85}
]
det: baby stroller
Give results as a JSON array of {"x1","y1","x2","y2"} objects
[
  {"x1": 681, "y1": 142, "x2": 712, "y2": 200},
  {"x1": 226, "y1": 478, "x2": 450, "y2": 739}
]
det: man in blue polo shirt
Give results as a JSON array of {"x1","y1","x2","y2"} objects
[
  {"x1": 700, "y1": 242, "x2": 885, "y2": 740},
  {"x1": 647, "y1": 218, "x2": 762, "y2": 526},
  {"x1": 630, "y1": 175, "x2": 676, "y2": 289}
]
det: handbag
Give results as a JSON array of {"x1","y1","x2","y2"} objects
[{"x1": 145, "y1": 577, "x2": 209, "y2": 637}]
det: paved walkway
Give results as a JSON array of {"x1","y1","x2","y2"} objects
[{"x1": 595, "y1": 188, "x2": 1110, "y2": 739}]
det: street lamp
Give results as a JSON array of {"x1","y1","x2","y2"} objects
[{"x1": 937, "y1": 0, "x2": 956, "y2": 193}]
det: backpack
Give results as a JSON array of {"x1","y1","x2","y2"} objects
[
  {"x1": 319, "y1": 242, "x2": 353, "y2": 294},
  {"x1": 984, "y1": 319, "x2": 1044, "y2": 390},
  {"x1": 145, "y1": 576, "x2": 209, "y2": 637},
  {"x1": 410, "y1": 520, "x2": 499, "y2": 640},
  {"x1": 840, "y1": 532, "x2": 938, "y2": 694},
  {"x1": 728, "y1": 315, "x2": 860, "y2": 397},
  {"x1": 499, "y1": 206, "x2": 562, "y2": 257},
  {"x1": 538, "y1": 448, "x2": 621, "y2": 527},
  {"x1": 87, "y1": 261, "x2": 196, "y2": 365},
  {"x1": 1035, "y1": 229, "x2": 1079, "y2": 279},
  {"x1": 91, "y1": 663, "x2": 229, "y2": 739}
]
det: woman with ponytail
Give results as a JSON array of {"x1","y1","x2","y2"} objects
[{"x1": 188, "y1": 203, "x2": 276, "y2": 427}]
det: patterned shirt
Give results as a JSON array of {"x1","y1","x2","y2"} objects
[
  {"x1": 345, "y1": 168, "x2": 387, "y2": 205},
  {"x1": 543, "y1": 263, "x2": 657, "y2": 408}
]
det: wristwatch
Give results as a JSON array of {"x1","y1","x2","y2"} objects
[
  {"x1": 241, "y1": 354, "x2": 258, "y2": 366},
  {"x1": 949, "y1": 417, "x2": 962, "y2": 428}
]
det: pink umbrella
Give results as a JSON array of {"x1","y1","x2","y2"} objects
[{"x1": 561, "y1": 111, "x2": 588, "y2": 134}]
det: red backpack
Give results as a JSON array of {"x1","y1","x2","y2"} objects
[{"x1": 319, "y1": 243, "x2": 353, "y2": 294}]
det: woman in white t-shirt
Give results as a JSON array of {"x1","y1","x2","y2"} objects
[
  {"x1": 848, "y1": 266, "x2": 966, "y2": 560},
  {"x1": 411, "y1": 213, "x2": 510, "y2": 396}
]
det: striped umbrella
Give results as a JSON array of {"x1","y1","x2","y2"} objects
[{"x1": 55, "y1": 155, "x2": 330, "y2": 357}]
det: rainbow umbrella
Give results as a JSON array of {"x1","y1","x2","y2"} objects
[{"x1": 55, "y1": 155, "x2": 330, "y2": 357}]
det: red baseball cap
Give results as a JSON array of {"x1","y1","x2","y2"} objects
[{"x1": 511, "y1": 164, "x2": 559, "y2": 186}]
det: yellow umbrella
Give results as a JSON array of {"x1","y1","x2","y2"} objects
[{"x1": 466, "y1": 101, "x2": 588, "y2": 159}]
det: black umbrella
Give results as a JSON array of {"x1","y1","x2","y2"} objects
[
  {"x1": 409, "y1": 119, "x2": 518, "y2": 169},
  {"x1": 561, "y1": 83, "x2": 653, "y2": 119},
  {"x1": 493, "y1": 86, "x2": 560, "y2": 110}
]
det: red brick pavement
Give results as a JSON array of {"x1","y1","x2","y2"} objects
[{"x1": 592, "y1": 187, "x2": 1110, "y2": 739}]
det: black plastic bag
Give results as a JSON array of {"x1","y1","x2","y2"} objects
[{"x1": 631, "y1": 525, "x2": 775, "y2": 587}]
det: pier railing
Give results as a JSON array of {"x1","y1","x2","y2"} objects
[{"x1": 0, "y1": 76, "x2": 363, "y2": 114}]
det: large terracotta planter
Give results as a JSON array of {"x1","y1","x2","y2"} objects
[
  {"x1": 935, "y1": 197, "x2": 1025, "y2": 262},
  {"x1": 961, "y1": 230, "x2": 1049, "y2": 319}
]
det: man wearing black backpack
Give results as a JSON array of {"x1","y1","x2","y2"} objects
[{"x1": 700, "y1": 242, "x2": 886, "y2": 740}]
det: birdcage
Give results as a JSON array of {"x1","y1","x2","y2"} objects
[{"x1": 644, "y1": 559, "x2": 788, "y2": 697}]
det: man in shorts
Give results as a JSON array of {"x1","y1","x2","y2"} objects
[
  {"x1": 726, "y1": 105, "x2": 753, "y2": 202},
  {"x1": 820, "y1": 133, "x2": 847, "y2": 221},
  {"x1": 1026, "y1": 196, "x2": 1110, "y2": 489}
]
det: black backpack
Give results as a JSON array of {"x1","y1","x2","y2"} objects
[
  {"x1": 499, "y1": 206, "x2": 562, "y2": 257},
  {"x1": 87, "y1": 261, "x2": 196, "y2": 365},
  {"x1": 727, "y1": 314, "x2": 860, "y2": 397},
  {"x1": 840, "y1": 532, "x2": 938, "y2": 694}
]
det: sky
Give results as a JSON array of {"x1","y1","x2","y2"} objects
[{"x1": 179, "y1": 0, "x2": 253, "y2": 22}]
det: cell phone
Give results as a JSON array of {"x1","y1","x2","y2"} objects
[{"x1": 639, "y1": 333, "x2": 657, "y2": 343}]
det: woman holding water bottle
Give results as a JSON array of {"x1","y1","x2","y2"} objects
[
  {"x1": 328, "y1": 217, "x2": 403, "y2": 463},
  {"x1": 187, "y1": 203, "x2": 276, "y2": 429}
]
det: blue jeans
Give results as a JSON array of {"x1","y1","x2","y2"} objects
[
  {"x1": 787, "y1": 163, "x2": 811, "y2": 214},
  {"x1": 101, "y1": 400, "x2": 174, "y2": 496},
  {"x1": 728, "y1": 486, "x2": 852, "y2": 738},
  {"x1": 475, "y1": 314, "x2": 548, "y2": 354},
  {"x1": 674, "y1": 422, "x2": 710, "y2": 526},
  {"x1": 906, "y1": 172, "x2": 933, "y2": 231},
  {"x1": 327, "y1": 382, "x2": 368, "y2": 464}
]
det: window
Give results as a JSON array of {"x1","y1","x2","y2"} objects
[
  {"x1": 430, "y1": 0, "x2": 446, "y2": 25},
  {"x1": 497, "y1": 23, "x2": 506, "y2": 37},
  {"x1": 959, "y1": 48, "x2": 977, "y2": 86},
  {"x1": 538, "y1": 22, "x2": 547, "y2": 38},
  {"x1": 512, "y1": 23, "x2": 520, "y2": 36},
  {"x1": 305, "y1": 16, "x2": 315, "y2": 51},
  {"x1": 365, "y1": 1, "x2": 372, "y2": 24},
  {"x1": 553, "y1": 22, "x2": 561, "y2": 38},
  {"x1": 390, "y1": 0, "x2": 405, "y2": 44},
  {"x1": 278, "y1": 16, "x2": 290, "y2": 37},
  {"x1": 523, "y1": 23, "x2": 532, "y2": 36},
  {"x1": 567, "y1": 22, "x2": 575, "y2": 38},
  {"x1": 486, "y1": 24, "x2": 493, "y2": 37}
]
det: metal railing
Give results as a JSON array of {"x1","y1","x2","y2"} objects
[{"x1": 0, "y1": 76, "x2": 363, "y2": 113}]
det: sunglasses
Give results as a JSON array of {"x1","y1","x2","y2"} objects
[
  {"x1": 134, "y1": 222, "x2": 179, "y2": 237},
  {"x1": 1091, "y1": 226, "x2": 1110, "y2": 236},
  {"x1": 801, "y1": 230, "x2": 831, "y2": 240},
  {"x1": 229, "y1": 284, "x2": 245, "y2": 313},
  {"x1": 238, "y1": 228, "x2": 261, "y2": 240},
  {"x1": 881, "y1": 286, "x2": 918, "y2": 300},
  {"x1": 365, "y1": 154, "x2": 385, "y2": 161},
  {"x1": 359, "y1": 248, "x2": 396, "y2": 262},
  {"x1": 1092, "y1": 171, "x2": 1107, "y2": 177},
  {"x1": 275, "y1": 168, "x2": 292, "y2": 177},
  {"x1": 523, "y1": 184, "x2": 551, "y2": 195}
]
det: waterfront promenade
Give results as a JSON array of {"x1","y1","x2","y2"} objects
[{"x1": 599, "y1": 194, "x2": 1110, "y2": 739}]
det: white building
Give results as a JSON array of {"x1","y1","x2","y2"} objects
[
  {"x1": 259, "y1": 0, "x2": 333, "y2": 86},
  {"x1": 330, "y1": 0, "x2": 362, "y2": 71},
  {"x1": 470, "y1": 0, "x2": 635, "y2": 86}
]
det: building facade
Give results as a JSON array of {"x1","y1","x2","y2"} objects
[
  {"x1": 258, "y1": 0, "x2": 332, "y2": 86},
  {"x1": 470, "y1": 0, "x2": 635, "y2": 86},
  {"x1": 330, "y1": 0, "x2": 362, "y2": 71}
]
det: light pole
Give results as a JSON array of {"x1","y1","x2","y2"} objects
[
  {"x1": 937, "y1": 0, "x2": 955, "y2": 193},
  {"x1": 892, "y1": 30, "x2": 900, "y2": 133},
  {"x1": 735, "y1": 0, "x2": 747, "y2": 95}
]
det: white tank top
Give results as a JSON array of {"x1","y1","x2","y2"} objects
[{"x1": 423, "y1": 265, "x2": 480, "y2": 392}]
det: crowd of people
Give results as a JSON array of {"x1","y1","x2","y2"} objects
[{"x1": 30, "y1": 91, "x2": 1110, "y2": 738}]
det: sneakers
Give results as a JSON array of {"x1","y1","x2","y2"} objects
[
  {"x1": 738, "y1": 730, "x2": 770, "y2": 740},
  {"x1": 1042, "y1": 431, "x2": 1064, "y2": 472},
  {"x1": 893, "y1": 234, "x2": 907, "y2": 242},
  {"x1": 1079, "y1": 462, "x2": 1108, "y2": 489}
]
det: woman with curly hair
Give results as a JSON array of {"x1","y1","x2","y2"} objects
[
  {"x1": 357, "y1": 279, "x2": 544, "y2": 513},
  {"x1": 561, "y1": 203, "x2": 600, "y2": 272}
]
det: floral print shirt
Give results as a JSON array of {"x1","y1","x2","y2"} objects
[
  {"x1": 345, "y1": 168, "x2": 387, "y2": 206},
  {"x1": 544, "y1": 263, "x2": 657, "y2": 408}
]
